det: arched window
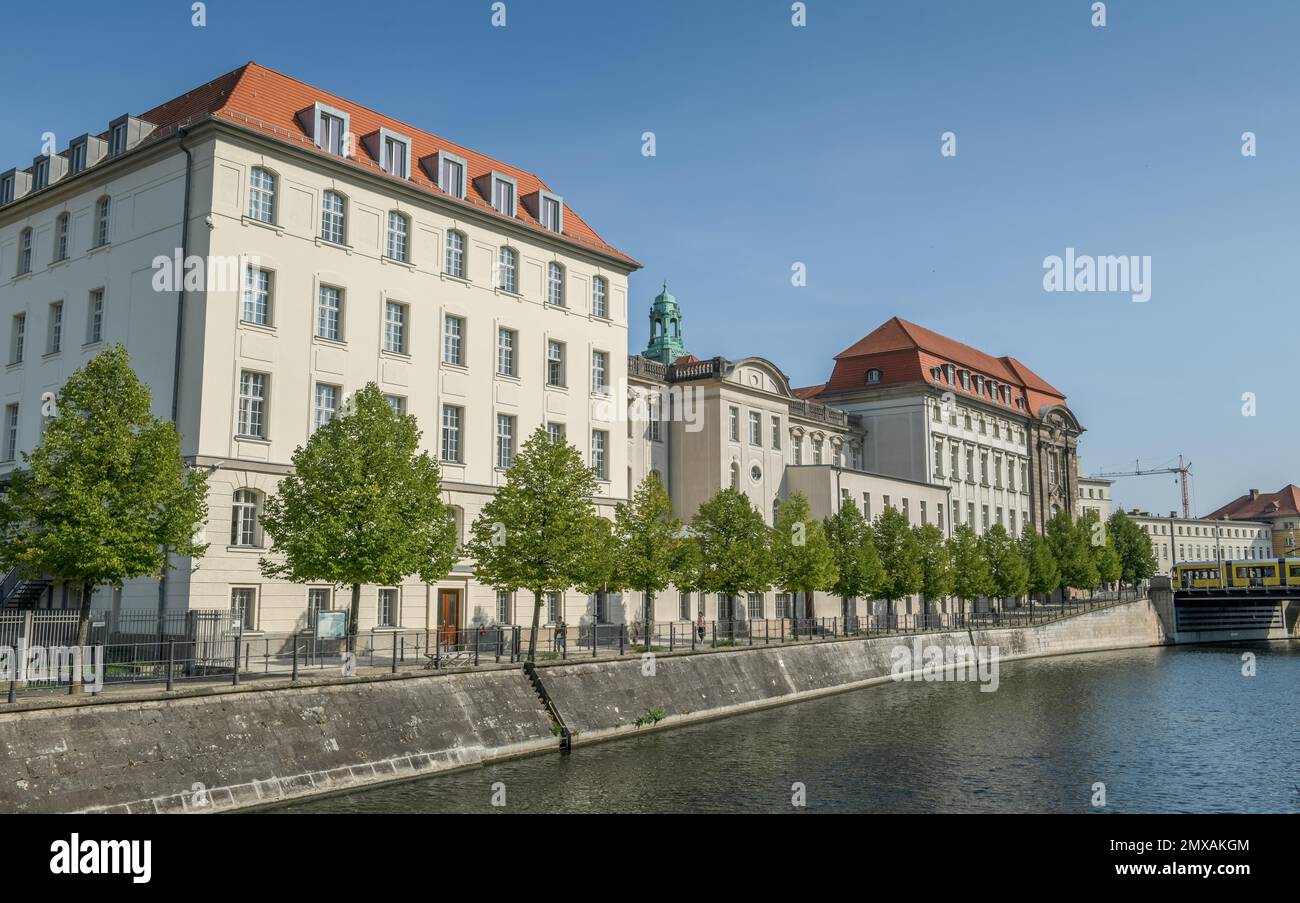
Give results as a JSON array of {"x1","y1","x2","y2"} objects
[
  {"x1": 385, "y1": 211, "x2": 409, "y2": 262},
  {"x1": 248, "y1": 167, "x2": 276, "y2": 223},
  {"x1": 671, "y1": 318, "x2": 679, "y2": 337},
  {"x1": 17, "y1": 228, "x2": 32, "y2": 275},
  {"x1": 445, "y1": 229, "x2": 465, "y2": 278},
  {"x1": 230, "y1": 489, "x2": 261, "y2": 547},
  {"x1": 498, "y1": 246, "x2": 517, "y2": 292},
  {"x1": 591, "y1": 276, "x2": 608, "y2": 318},
  {"x1": 321, "y1": 190, "x2": 346, "y2": 244},
  {"x1": 653, "y1": 320, "x2": 662, "y2": 338},
  {"x1": 446, "y1": 505, "x2": 465, "y2": 549},
  {"x1": 94, "y1": 196, "x2": 111, "y2": 247},
  {"x1": 54, "y1": 213, "x2": 70, "y2": 261},
  {"x1": 730, "y1": 462, "x2": 740, "y2": 490},
  {"x1": 546, "y1": 262, "x2": 565, "y2": 306},
  {"x1": 866, "y1": 368, "x2": 882, "y2": 384}
]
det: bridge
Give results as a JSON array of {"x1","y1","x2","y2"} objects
[{"x1": 1153, "y1": 578, "x2": 1299, "y2": 643}]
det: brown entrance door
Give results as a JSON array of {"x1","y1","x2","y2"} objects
[{"x1": 438, "y1": 589, "x2": 461, "y2": 645}]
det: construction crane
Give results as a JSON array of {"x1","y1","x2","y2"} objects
[{"x1": 1089, "y1": 455, "x2": 1193, "y2": 518}]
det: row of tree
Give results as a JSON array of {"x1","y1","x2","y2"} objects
[{"x1": 0, "y1": 351, "x2": 1160, "y2": 673}]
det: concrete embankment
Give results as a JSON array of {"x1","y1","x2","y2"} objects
[
  {"x1": 0, "y1": 599, "x2": 1166, "y2": 813},
  {"x1": 0, "y1": 667, "x2": 556, "y2": 814},
  {"x1": 536, "y1": 598, "x2": 1167, "y2": 743}
]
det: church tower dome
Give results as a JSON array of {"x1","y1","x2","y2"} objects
[{"x1": 643, "y1": 280, "x2": 687, "y2": 364}]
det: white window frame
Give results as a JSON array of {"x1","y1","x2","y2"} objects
[
  {"x1": 383, "y1": 301, "x2": 408, "y2": 354},
  {"x1": 385, "y1": 211, "x2": 409, "y2": 262},
  {"x1": 321, "y1": 190, "x2": 347, "y2": 244},
  {"x1": 242, "y1": 267, "x2": 273, "y2": 326},
  {"x1": 237, "y1": 371, "x2": 268, "y2": 438},
  {"x1": 231, "y1": 489, "x2": 260, "y2": 547},
  {"x1": 498, "y1": 246, "x2": 518, "y2": 293},
  {"x1": 445, "y1": 229, "x2": 466, "y2": 278},
  {"x1": 546, "y1": 340, "x2": 565, "y2": 387},
  {"x1": 496, "y1": 414, "x2": 516, "y2": 469},
  {"x1": 93, "y1": 196, "x2": 111, "y2": 247},
  {"x1": 546, "y1": 262, "x2": 565, "y2": 306},
  {"x1": 441, "y1": 404, "x2": 463, "y2": 463},
  {"x1": 317, "y1": 285, "x2": 343, "y2": 341},
  {"x1": 490, "y1": 172, "x2": 517, "y2": 217},
  {"x1": 538, "y1": 190, "x2": 563, "y2": 232},
  {"x1": 313, "y1": 382, "x2": 339, "y2": 431},
  {"x1": 591, "y1": 275, "x2": 608, "y2": 319},
  {"x1": 248, "y1": 167, "x2": 276, "y2": 223},
  {"x1": 87, "y1": 289, "x2": 104, "y2": 344},
  {"x1": 496, "y1": 327, "x2": 516, "y2": 377},
  {"x1": 443, "y1": 314, "x2": 464, "y2": 366}
]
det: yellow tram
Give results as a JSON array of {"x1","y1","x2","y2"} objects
[{"x1": 1172, "y1": 558, "x2": 1300, "y2": 589}]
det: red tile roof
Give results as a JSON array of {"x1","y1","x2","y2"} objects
[
  {"x1": 792, "y1": 384, "x2": 825, "y2": 400},
  {"x1": 1204, "y1": 485, "x2": 1300, "y2": 521},
  {"x1": 39, "y1": 62, "x2": 639, "y2": 267},
  {"x1": 814, "y1": 316, "x2": 1067, "y2": 417}
]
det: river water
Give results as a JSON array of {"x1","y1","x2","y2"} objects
[{"x1": 274, "y1": 642, "x2": 1299, "y2": 814}]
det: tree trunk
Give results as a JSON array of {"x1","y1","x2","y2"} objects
[
  {"x1": 643, "y1": 587, "x2": 654, "y2": 653},
  {"x1": 70, "y1": 581, "x2": 95, "y2": 695},
  {"x1": 528, "y1": 590, "x2": 543, "y2": 662},
  {"x1": 348, "y1": 583, "x2": 361, "y2": 654}
]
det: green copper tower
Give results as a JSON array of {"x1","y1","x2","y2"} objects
[{"x1": 643, "y1": 281, "x2": 687, "y2": 364}]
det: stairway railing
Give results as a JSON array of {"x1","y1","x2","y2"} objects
[{"x1": 0, "y1": 567, "x2": 22, "y2": 606}]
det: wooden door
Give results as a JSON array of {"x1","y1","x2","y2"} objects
[{"x1": 438, "y1": 589, "x2": 460, "y2": 645}]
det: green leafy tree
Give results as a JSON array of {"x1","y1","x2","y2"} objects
[
  {"x1": 1108, "y1": 510, "x2": 1158, "y2": 589},
  {"x1": 824, "y1": 503, "x2": 884, "y2": 623},
  {"x1": 691, "y1": 488, "x2": 773, "y2": 619},
  {"x1": 914, "y1": 522, "x2": 954, "y2": 622},
  {"x1": 465, "y1": 427, "x2": 600, "y2": 661},
  {"x1": 0, "y1": 346, "x2": 209, "y2": 691},
  {"x1": 948, "y1": 524, "x2": 993, "y2": 617},
  {"x1": 260, "y1": 384, "x2": 457, "y2": 650},
  {"x1": 983, "y1": 523, "x2": 1029, "y2": 609},
  {"x1": 1019, "y1": 527, "x2": 1059, "y2": 613},
  {"x1": 1081, "y1": 512, "x2": 1123, "y2": 593},
  {"x1": 771, "y1": 493, "x2": 839, "y2": 621},
  {"x1": 610, "y1": 473, "x2": 681, "y2": 647},
  {"x1": 1046, "y1": 509, "x2": 1099, "y2": 600},
  {"x1": 873, "y1": 506, "x2": 922, "y2": 624}
]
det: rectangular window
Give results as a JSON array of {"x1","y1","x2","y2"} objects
[
  {"x1": 231, "y1": 588, "x2": 257, "y2": 631},
  {"x1": 981, "y1": 505, "x2": 990, "y2": 531},
  {"x1": 441, "y1": 405, "x2": 462, "y2": 463},
  {"x1": 378, "y1": 588, "x2": 398, "y2": 627},
  {"x1": 83, "y1": 290, "x2": 103, "y2": 346},
  {"x1": 679, "y1": 593, "x2": 691, "y2": 621},
  {"x1": 496, "y1": 327, "x2": 516, "y2": 376},
  {"x1": 492, "y1": 175, "x2": 515, "y2": 216},
  {"x1": 496, "y1": 590, "x2": 512, "y2": 624},
  {"x1": 55, "y1": 215, "x2": 69, "y2": 261},
  {"x1": 0, "y1": 174, "x2": 14, "y2": 205},
  {"x1": 317, "y1": 285, "x2": 342, "y2": 341},
  {"x1": 32, "y1": 158, "x2": 49, "y2": 190},
  {"x1": 747, "y1": 593, "x2": 764, "y2": 619},
  {"x1": 968, "y1": 502, "x2": 975, "y2": 527},
  {"x1": 591, "y1": 350, "x2": 609, "y2": 395},
  {"x1": 18, "y1": 230, "x2": 32, "y2": 275},
  {"x1": 863, "y1": 493, "x2": 871, "y2": 520},
  {"x1": 313, "y1": 383, "x2": 338, "y2": 431},
  {"x1": 749, "y1": 411, "x2": 762, "y2": 446},
  {"x1": 771, "y1": 416, "x2": 781, "y2": 450},
  {"x1": 47, "y1": 302, "x2": 63, "y2": 354},
  {"x1": 546, "y1": 422, "x2": 565, "y2": 444},
  {"x1": 591, "y1": 430, "x2": 608, "y2": 480},
  {"x1": 445, "y1": 230, "x2": 465, "y2": 278},
  {"x1": 318, "y1": 111, "x2": 346, "y2": 156},
  {"x1": 10, "y1": 314, "x2": 25, "y2": 364},
  {"x1": 321, "y1": 191, "x2": 345, "y2": 244},
  {"x1": 728, "y1": 406, "x2": 739, "y2": 442},
  {"x1": 547, "y1": 340, "x2": 565, "y2": 387},
  {"x1": 648, "y1": 395, "x2": 662, "y2": 442},
  {"x1": 385, "y1": 212, "x2": 408, "y2": 261},
  {"x1": 384, "y1": 301, "x2": 407, "y2": 354},
  {"x1": 248, "y1": 168, "x2": 275, "y2": 223},
  {"x1": 237, "y1": 371, "x2": 267, "y2": 438},
  {"x1": 920, "y1": 500, "x2": 928, "y2": 523},
  {"x1": 496, "y1": 414, "x2": 516, "y2": 469},
  {"x1": 384, "y1": 395, "x2": 406, "y2": 415},
  {"x1": 592, "y1": 277, "x2": 608, "y2": 319},
  {"x1": 546, "y1": 264, "x2": 565, "y2": 306},
  {"x1": 94, "y1": 197, "x2": 111, "y2": 247},
  {"x1": 443, "y1": 315, "x2": 464, "y2": 365},
  {"x1": 1009, "y1": 509, "x2": 1017, "y2": 535},
  {"x1": 953, "y1": 500, "x2": 961, "y2": 526},
  {"x1": 3, "y1": 404, "x2": 18, "y2": 461},
  {"x1": 546, "y1": 592, "x2": 560, "y2": 625},
  {"x1": 440, "y1": 156, "x2": 465, "y2": 198},
  {"x1": 307, "y1": 588, "x2": 331, "y2": 629},
  {"x1": 242, "y1": 268, "x2": 272, "y2": 326},
  {"x1": 381, "y1": 136, "x2": 409, "y2": 178},
  {"x1": 541, "y1": 195, "x2": 562, "y2": 232}
]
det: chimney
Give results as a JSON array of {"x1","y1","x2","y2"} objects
[
  {"x1": 1249, "y1": 488, "x2": 1260, "y2": 500},
  {"x1": 1169, "y1": 511, "x2": 1177, "y2": 518}
]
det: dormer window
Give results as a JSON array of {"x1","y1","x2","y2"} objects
[
  {"x1": 366, "y1": 128, "x2": 411, "y2": 178},
  {"x1": 68, "y1": 141, "x2": 86, "y2": 175},
  {"x1": 0, "y1": 174, "x2": 13, "y2": 205},
  {"x1": 539, "y1": 191, "x2": 563, "y2": 232},
  {"x1": 490, "y1": 172, "x2": 517, "y2": 217},
  {"x1": 109, "y1": 121, "x2": 128, "y2": 156},
  {"x1": 299, "y1": 103, "x2": 352, "y2": 157},
  {"x1": 424, "y1": 151, "x2": 467, "y2": 199},
  {"x1": 32, "y1": 158, "x2": 49, "y2": 190},
  {"x1": 959, "y1": 370, "x2": 969, "y2": 390},
  {"x1": 866, "y1": 368, "x2": 882, "y2": 384},
  {"x1": 320, "y1": 111, "x2": 347, "y2": 155}
]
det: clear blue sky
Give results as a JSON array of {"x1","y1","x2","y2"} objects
[{"x1": 4, "y1": 0, "x2": 1297, "y2": 516}]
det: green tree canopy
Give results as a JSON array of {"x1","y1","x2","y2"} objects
[
  {"x1": 691, "y1": 488, "x2": 773, "y2": 608},
  {"x1": 1108, "y1": 510, "x2": 1158, "y2": 588},
  {"x1": 982, "y1": 523, "x2": 1029, "y2": 605},
  {"x1": 914, "y1": 522, "x2": 954, "y2": 611},
  {"x1": 1046, "y1": 509, "x2": 1099, "y2": 596},
  {"x1": 824, "y1": 502, "x2": 884, "y2": 611},
  {"x1": 873, "y1": 505, "x2": 922, "y2": 617},
  {"x1": 0, "y1": 345, "x2": 209, "y2": 668},
  {"x1": 771, "y1": 493, "x2": 839, "y2": 618},
  {"x1": 1019, "y1": 527, "x2": 1060, "y2": 607},
  {"x1": 259, "y1": 383, "x2": 457, "y2": 646},
  {"x1": 948, "y1": 524, "x2": 992, "y2": 614},
  {"x1": 610, "y1": 473, "x2": 681, "y2": 643},
  {"x1": 464, "y1": 427, "x2": 600, "y2": 660}
]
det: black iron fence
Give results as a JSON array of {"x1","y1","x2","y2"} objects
[{"x1": 1, "y1": 592, "x2": 1142, "y2": 702}]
